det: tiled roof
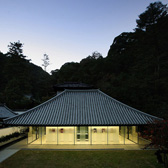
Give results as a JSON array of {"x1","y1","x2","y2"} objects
[
  {"x1": 0, "y1": 104, "x2": 16, "y2": 119},
  {"x1": 4, "y1": 90, "x2": 161, "y2": 126}
]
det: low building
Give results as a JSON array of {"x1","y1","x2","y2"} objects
[
  {"x1": 4, "y1": 89, "x2": 161, "y2": 145},
  {"x1": 0, "y1": 104, "x2": 16, "y2": 127}
]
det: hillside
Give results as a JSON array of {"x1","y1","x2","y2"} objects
[
  {"x1": 51, "y1": 2, "x2": 168, "y2": 119},
  {"x1": 0, "y1": 2, "x2": 167, "y2": 119},
  {"x1": 0, "y1": 49, "x2": 51, "y2": 109}
]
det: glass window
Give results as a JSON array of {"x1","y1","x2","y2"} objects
[
  {"x1": 77, "y1": 126, "x2": 80, "y2": 133},
  {"x1": 32, "y1": 126, "x2": 37, "y2": 134},
  {"x1": 85, "y1": 127, "x2": 88, "y2": 133},
  {"x1": 43, "y1": 127, "x2": 46, "y2": 135},
  {"x1": 85, "y1": 134, "x2": 88, "y2": 140},
  {"x1": 77, "y1": 134, "x2": 80, "y2": 140},
  {"x1": 128, "y1": 126, "x2": 132, "y2": 134},
  {"x1": 119, "y1": 126, "x2": 121, "y2": 135},
  {"x1": 77, "y1": 126, "x2": 89, "y2": 141}
]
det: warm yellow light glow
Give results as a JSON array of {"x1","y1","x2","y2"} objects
[{"x1": 28, "y1": 126, "x2": 138, "y2": 145}]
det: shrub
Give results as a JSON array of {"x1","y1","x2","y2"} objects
[{"x1": 0, "y1": 132, "x2": 21, "y2": 143}]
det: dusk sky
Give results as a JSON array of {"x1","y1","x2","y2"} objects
[{"x1": 0, "y1": 0, "x2": 167, "y2": 73}]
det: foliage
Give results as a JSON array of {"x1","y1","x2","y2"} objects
[
  {"x1": 143, "y1": 120, "x2": 168, "y2": 167},
  {"x1": 144, "y1": 120, "x2": 168, "y2": 149},
  {"x1": 0, "y1": 1, "x2": 168, "y2": 120},
  {"x1": 0, "y1": 132, "x2": 20, "y2": 143},
  {"x1": 0, "y1": 42, "x2": 51, "y2": 109},
  {"x1": 42, "y1": 53, "x2": 50, "y2": 71},
  {"x1": 136, "y1": 2, "x2": 168, "y2": 30},
  {"x1": 51, "y1": 2, "x2": 168, "y2": 119},
  {"x1": 7, "y1": 41, "x2": 26, "y2": 59}
]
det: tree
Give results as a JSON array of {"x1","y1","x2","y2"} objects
[
  {"x1": 91, "y1": 51, "x2": 103, "y2": 59},
  {"x1": 7, "y1": 41, "x2": 26, "y2": 59},
  {"x1": 143, "y1": 120, "x2": 168, "y2": 167},
  {"x1": 4, "y1": 78, "x2": 23, "y2": 108},
  {"x1": 42, "y1": 53, "x2": 50, "y2": 71},
  {"x1": 136, "y1": 2, "x2": 168, "y2": 31},
  {"x1": 83, "y1": 51, "x2": 103, "y2": 60}
]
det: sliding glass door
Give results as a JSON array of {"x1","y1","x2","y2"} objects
[{"x1": 77, "y1": 126, "x2": 88, "y2": 141}]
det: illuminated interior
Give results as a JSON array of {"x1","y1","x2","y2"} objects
[{"x1": 28, "y1": 126, "x2": 139, "y2": 145}]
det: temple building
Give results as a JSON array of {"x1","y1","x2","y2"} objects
[{"x1": 4, "y1": 86, "x2": 161, "y2": 145}]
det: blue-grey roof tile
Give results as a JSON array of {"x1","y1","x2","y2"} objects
[
  {"x1": 0, "y1": 104, "x2": 16, "y2": 119},
  {"x1": 4, "y1": 89, "x2": 161, "y2": 126}
]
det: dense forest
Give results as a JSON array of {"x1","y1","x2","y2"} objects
[
  {"x1": 0, "y1": 2, "x2": 168, "y2": 119},
  {"x1": 0, "y1": 43, "x2": 51, "y2": 109}
]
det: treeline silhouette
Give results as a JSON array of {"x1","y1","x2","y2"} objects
[{"x1": 0, "y1": 2, "x2": 167, "y2": 118}]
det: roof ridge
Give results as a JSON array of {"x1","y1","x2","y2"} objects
[
  {"x1": 65, "y1": 89, "x2": 99, "y2": 92},
  {"x1": 97, "y1": 90, "x2": 162, "y2": 120}
]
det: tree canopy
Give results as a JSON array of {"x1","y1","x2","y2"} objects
[
  {"x1": 0, "y1": 42, "x2": 51, "y2": 109},
  {"x1": 136, "y1": 2, "x2": 168, "y2": 30},
  {"x1": 51, "y1": 2, "x2": 168, "y2": 119},
  {"x1": 7, "y1": 41, "x2": 26, "y2": 59}
]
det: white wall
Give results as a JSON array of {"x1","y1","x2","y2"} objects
[
  {"x1": 108, "y1": 126, "x2": 119, "y2": 144},
  {"x1": 58, "y1": 127, "x2": 74, "y2": 144},
  {"x1": 45, "y1": 127, "x2": 75, "y2": 144},
  {"x1": 46, "y1": 127, "x2": 57, "y2": 144},
  {"x1": 0, "y1": 127, "x2": 26, "y2": 137},
  {"x1": 92, "y1": 126, "x2": 107, "y2": 144}
]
